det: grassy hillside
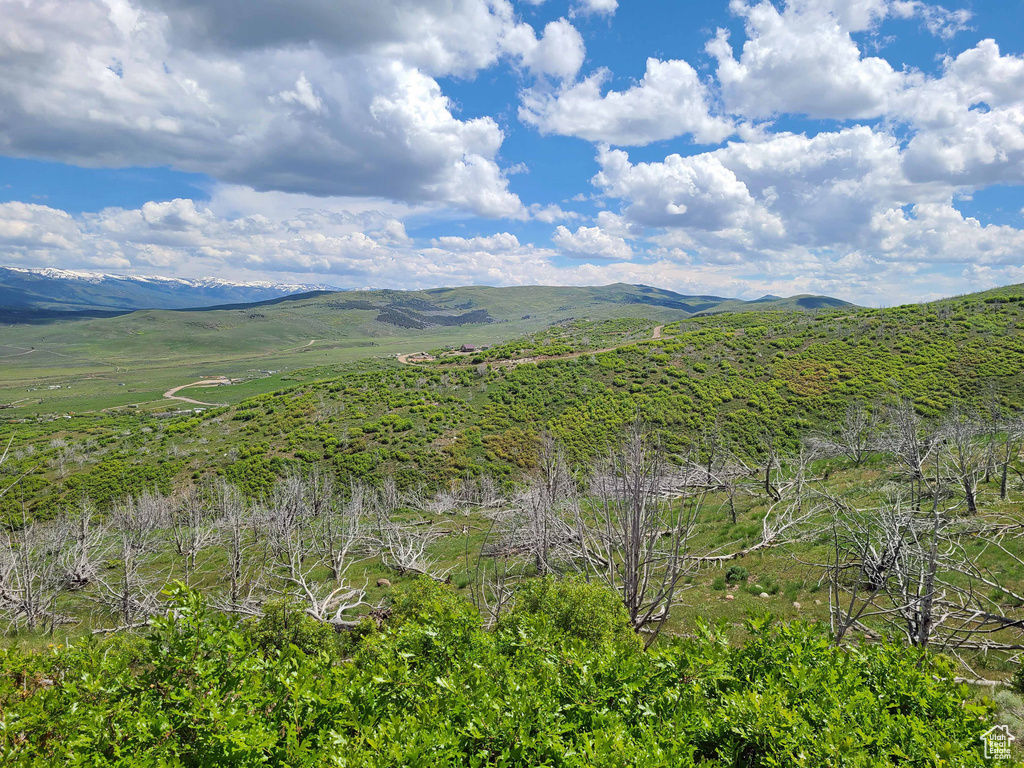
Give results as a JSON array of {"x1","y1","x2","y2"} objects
[
  {"x1": 0, "y1": 284, "x2": 848, "y2": 415},
  {"x1": 694, "y1": 293, "x2": 852, "y2": 314},
  {"x1": 0, "y1": 284, "x2": 1019, "y2": 516}
]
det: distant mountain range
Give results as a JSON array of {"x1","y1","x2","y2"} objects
[
  {"x1": 0, "y1": 267, "x2": 340, "y2": 313},
  {"x1": 0, "y1": 267, "x2": 853, "y2": 325},
  {"x1": 189, "y1": 282, "x2": 853, "y2": 331}
]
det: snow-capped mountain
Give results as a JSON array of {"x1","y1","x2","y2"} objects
[{"x1": 0, "y1": 266, "x2": 341, "y2": 314}]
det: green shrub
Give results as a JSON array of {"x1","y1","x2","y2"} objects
[
  {"x1": 389, "y1": 577, "x2": 480, "y2": 630},
  {"x1": 0, "y1": 587, "x2": 997, "y2": 767},
  {"x1": 243, "y1": 598, "x2": 342, "y2": 656},
  {"x1": 725, "y1": 564, "x2": 749, "y2": 584},
  {"x1": 381, "y1": 578, "x2": 484, "y2": 667},
  {"x1": 501, "y1": 576, "x2": 641, "y2": 652}
]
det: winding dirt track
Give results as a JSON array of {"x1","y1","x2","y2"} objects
[
  {"x1": 163, "y1": 378, "x2": 232, "y2": 407},
  {"x1": 398, "y1": 325, "x2": 665, "y2": 369},
  {"x1": 0, "y1": 345, "x2": 36, "y2": 359},
  {"x1": 158, "y1": 340, "x2": 315, "y2": 407}
]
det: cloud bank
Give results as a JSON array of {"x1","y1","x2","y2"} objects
[{"x1": 0, "y1": 0, "x2": 1022, "y2": 305}]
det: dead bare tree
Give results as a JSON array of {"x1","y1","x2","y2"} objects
[
  {"x1": 57, "y1": 497, "x2": 103, "y2": 591},
  {"x1": 169, "y1": 486, "x2": 218, "y2": 584},
  {"x1": 883, "y1": 397, "x2": 940, "y2": 510},
  {"x1": 696, "y1": 421, "x2": 725, "y2": 485},
  {"x1": 418, "y1": 484, "x2": 460, "y2": 516},
  {"x1": 212, "y1": 480, "x2": 264, "y2": 617},
  {"x1": 756, "y1": 427, "x2": 784, "y2": 502},
  {"x1": 0, "y1": 507, "x2": 68, "y2": 633},
  {"x1": 883, "y1": 512, "x2": 1024, "y2": 652},
  {"x1": 264, "y1": 477, "x2": 372, "y2": 629},
  {"x1": 759, "y1": 449, "x2": 820, "y2": 545},
  {"x1": 475, "y1": 473, "x2": 502, "y2": 508},
  {"x1": 952, "y1": 513, "x2": 1024, "y2": 619},
  {"x1": 514, "y1": 434, "x2": 575, "y2": 574},
  {"x1": 813, "y1": 494, "x2": 913, "y2": 644},
  {"x1": 940, "y1": 404, "x2": 985, "y2": 515},
  {"x1": 0, "y1": 436, "x2": 32, "y2": 503},
  {"x1": 995, "y1": 416, "x2": 1024, "y2": 501},
  {"x1": 367, "y1": 476, "x2": 403, "y2": 543},
  {"x1": 812, "y1": 488, "x2": 1023, "y2": 650},
  {"x1": 721, "y1": 451, "x2": 749, "y2": 526},
  {"x1": 267, "y1": 522, "x2": 371, "y2": 629},
  {"x1": 698, "y1": 448, "x2": 821, "y2": 565},
  {"x1": 465, "y1": 507, "x2": 519, "y2": 627},
  {"x1": 379, "y1": 520, "x2": 446, "y2": 578},
  {"x1": 466, "y1": 440, "x2": 577, "y2": 625},
  {"x1": 273, "y1": 568, "x2": 370, "y2": 630},
  {"x1": 311, "y1": 479, "x2": 365, "y2": 582},
  {"x1": 880, "y1": 504, "x2": 945, "y2": 647},
  {"x1": 563, "y1": 420, "x2": 704, "y2": 646},
  {"x1": 684, "y1": 442, "x2": 751, "y2": 526},
  {"x1": 810, "y1": 400, "x2": 880, "y2": 467},
  {"x1": 264, "y1": 472, "x2": 310, "y2": 572},
  {"x1": 93, "y1": 490, "x2": 169, "y2": 629},
  {"x1": 302, "y1": 466, "x2": 336, "y2": 521},
  {"x1": 982, "y1": 384, "x2": 1002, "y2": 485},
  {"x1": 258, "y1": 469, "x2": 340, "y2": 579},
  {"x1": 355, "y1": 477, "x2": 449, "y2": 580}
]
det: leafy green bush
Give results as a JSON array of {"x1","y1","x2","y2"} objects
[
  {"x1": 378, "y1": 577, "x2": 484, "y2": 669},
  {"x1": 500, "y1": 576, "x2": 641, "y2": 652},
  {"x1": 243, "y1": 598, "x2": 343, "y2": 656},
  {"x1": 0, "y1": 585, "x2": 997, "y2": 766},
  {"x1": 725, "y1": 564, "x2": 749, "y2": 583},
  {"x1": 389, "y1": 577, "x2": 480, "y2": 631}
]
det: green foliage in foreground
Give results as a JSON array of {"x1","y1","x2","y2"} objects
[{"x1": 1, "y1": 582, "x2": 994, "y2": 767}]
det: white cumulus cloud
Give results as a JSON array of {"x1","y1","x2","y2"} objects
[
  {"x1": 707, "y1": 0, "x2": 908, "y2": 120},
  {"x1": 0, "y1": 0, "x2": 553, "y2": 218},
  {"x1": 572, "y1": 0, "x2": 618, "y2": 17},
  {"x1": 553, "y1": 224, "x2": 634, "y2": 260},
  {"x1": 521, "y1": 58, "x2": 733, "y2": 146}
]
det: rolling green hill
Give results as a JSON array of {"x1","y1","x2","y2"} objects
[
  {"x1": 1, "y1": 280, "x2": 1019, "y2": 517},
  {"x1": 693, "y1": 293, "x2": 852, "y2": 314},
  {"x1": 0, "y1": 283, "x2": 850, "y2": 414}
]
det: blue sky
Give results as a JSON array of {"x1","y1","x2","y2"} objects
[{"x1": 1, "y1": 0, "x2": 1023, "y2": 304}]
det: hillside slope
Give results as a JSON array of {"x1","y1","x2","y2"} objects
[
  {"x1": 0, "y1": 282, "x2": 853, "y2": 414},
  {"x1": 1, "y1": 281, "x2": 1019, "y2": 516}
]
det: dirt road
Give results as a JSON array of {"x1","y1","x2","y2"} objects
[
  {"x1": 0, "y1": 345, "x2": 36, "y2": 359},
  {"x1": 163, "y1": 378, "x2": 232, "y2": 406},
  {"x1": 398, "y1": 324, "x2": 667, "y2": 369}
]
